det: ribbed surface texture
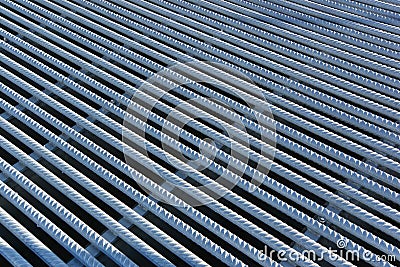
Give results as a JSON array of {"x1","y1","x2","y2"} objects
[{"x1": 0, "y1": 0, "x2": 399, "y2": 266}]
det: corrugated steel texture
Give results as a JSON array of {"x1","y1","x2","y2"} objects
[{"x1": 0, "y1": 0, "x2": 399, "y2": 266}]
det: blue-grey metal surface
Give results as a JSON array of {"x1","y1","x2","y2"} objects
[{"x1": 0, "y1": 0, "x2": 399, "y2": 266}]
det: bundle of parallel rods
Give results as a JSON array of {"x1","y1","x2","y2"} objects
[{"x1": 0, "y1": 0, "x2": 399, "y2": 266}]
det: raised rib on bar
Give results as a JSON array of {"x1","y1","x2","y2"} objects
[{"x1": 0, "y1": 0, "x2": 399, "y2": 266}]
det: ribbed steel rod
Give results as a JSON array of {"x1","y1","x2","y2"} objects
[
  {"x1": 0, "y1": 85, "x2": 252, "y2": 267},
  {"x1": 1, "y1": 43, "x2": 398, "y2": 266},
  {"x1": 0, "y1": 236, "x2": 33, "y2": 267},
  {"x1": 0, "y1": 207, "x2": 68, "y2": 267},
  {"x1": 156, "y1": 0, "x2": 400, "y2": 103},
  {"x1": 21, "y1": 0, "x2": 400, "y2": 169},
  {"x1": 0, "y1": 167, "x2": 106, "y2": 267},
  {"x1": 1, "y1": 47, "x2": 398, "y2": 264},
  {"x1": 0, "y1": 55, "x2": 318, "y2": 266},
  {"x1": 1, "y1": 7, "x2": 398, "y2": 246},
  {"x1": 11, "y1": 0, "x2": 399, "y2": 191},
  {"x1": 1, "y1": 0, "x2": 399, "y2": 266},
  {"x1": 190, "y1": 0, "x2": 400, "y2": 70},
  {"x1": 83, "y1": 0, "x2": 400, "y2": 136},
  {"x1": 52, "y1": 0, "x2": 400, "y2": 158}
]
